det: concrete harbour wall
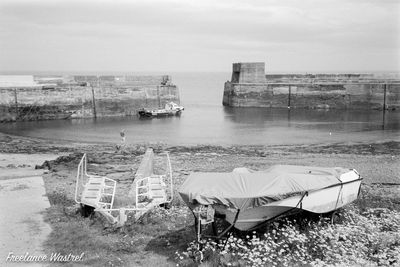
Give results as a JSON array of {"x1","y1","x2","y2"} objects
[
  {"x1": 223, "y1": 63, "x2": 400, "y2": 110},
  {"x1": 0, "y1": 75, "x2": 180, "y2": 122},
  {"x1": 223, "y1": 82, "x2": 400, "y2": 110}
]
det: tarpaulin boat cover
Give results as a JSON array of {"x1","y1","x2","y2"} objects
[{"x1": 179, "y1": 165, "x2": 350, "y2": 210}]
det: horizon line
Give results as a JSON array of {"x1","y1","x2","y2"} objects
[{"x1": 1, "y1": 69, "x2": 400, "y2": 75}]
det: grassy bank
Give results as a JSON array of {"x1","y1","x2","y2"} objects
[{"x1": 1, "y1": 133, "x2": 399, "y2": 266}]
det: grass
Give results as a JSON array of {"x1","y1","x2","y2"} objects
[
  {"x1": 40, "y1": 144, "x2": 400, "y2": 266},
  {"x1": 42, "y1": 183, "x2": 400, "y2": 267},
  {"x1": 44, "y1": 191, "x2": 196, "y2": 266}
]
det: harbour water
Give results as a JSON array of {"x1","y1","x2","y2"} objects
[{"x1": 0, "y1": 72, "x2": 399, "y2": 146}]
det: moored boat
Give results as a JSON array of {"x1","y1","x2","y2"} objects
[{"x1": 138, "y1": 102, "x2": 184, "y2": 118}]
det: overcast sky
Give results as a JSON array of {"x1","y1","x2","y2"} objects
[{"x1": 0, "y1": 0, "x2": 399, "y2": 73}]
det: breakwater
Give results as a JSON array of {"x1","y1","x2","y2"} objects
[
  {"x1": 223, "y1": 63, "x2": 400, "y2": 109},
  {"x1": 0, "y1": 75, "x2": 179, "y2": 122}
]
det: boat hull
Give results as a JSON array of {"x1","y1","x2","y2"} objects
[
  {"x1": 215, "y1": 177, "x2": 362, "y2": 231},
  {"x1": 138, "y1": 109, "x2": 182, "y2": 118}
]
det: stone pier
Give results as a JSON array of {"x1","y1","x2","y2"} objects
[
  {"x1": 0, "y1": 75, "x2": 180, "y2": 122},
  {"x1": 223, "y1": 62, "x2": 400, "y2": 110}
]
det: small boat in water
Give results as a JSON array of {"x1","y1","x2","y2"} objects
[
  {"x1": 179, "y1": 165, "x2": 362, "y2": 236},
  {"x1": 138, "y1": 102, "x2": 184, "y2": 118}
]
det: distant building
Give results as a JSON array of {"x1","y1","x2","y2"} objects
[{"x1": 0, "y1": 75, "x2": 41, "y2": 88}]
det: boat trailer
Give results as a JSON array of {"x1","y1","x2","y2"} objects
[{"x1": 74, "y1": 148, "x2": 173, "y2": 226}]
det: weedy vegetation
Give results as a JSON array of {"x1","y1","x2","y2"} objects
[
  {"x1": 43, "y1": 185, "x2": 400, "y2": 267},
  {"x1": 39, "y1": 144, "x2": 400, "y2": 267},
  {"x1": 175, "y1": 205, "x2": 400, "y2": 266}
]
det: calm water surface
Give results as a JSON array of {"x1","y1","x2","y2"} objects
[{"x1": 1, "y1": 72, "x2": 399, "y2": 146}]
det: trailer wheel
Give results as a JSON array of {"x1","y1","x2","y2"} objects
[
  {"x1": 159, "y1": 202, "x2": 171, "y2": 209},
  {"x1": 194, "y1": 250, "x2": 204, "y2": 263},
  {"x1": 79, "y1": 204, "x2": 95, "y2": 217},
  {"x1": 330, "y1": 211, "x2": 340, "y2": 224}
]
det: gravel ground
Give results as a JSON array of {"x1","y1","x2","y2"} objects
[{"x1": 1, "y1": 132, "x2": 399, "y2": 204}]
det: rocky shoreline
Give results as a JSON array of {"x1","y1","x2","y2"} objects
[
  {"x1": 1, "y1": 132, "x2": 399, "y2": 185},
  {"x1": 1, "y1": 131, "x2": 399, "y2": 208}
]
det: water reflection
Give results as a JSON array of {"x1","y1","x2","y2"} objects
[
  {"x1": 223, "y1": 107, "x2": 399, "y2": 132},
  {"x1": 0, "y1": 107, "x2": 399, "y2": 146}
]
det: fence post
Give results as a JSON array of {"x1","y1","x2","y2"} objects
[
  {"x1": 91, "y1": 85, "x2": 97, "y2": 119},
  {"x1": 14, "y1": 88, "x2": 18, "y2": 119},
  {"x1": 157, "y1": 85, "x2": 161, "y2": 108},
  {"x1": 382, "y1": 83, "x2": 387, "y2": 129},
  {"x1": 383, "y1": 83, "x2": 387, "y2": 110}
]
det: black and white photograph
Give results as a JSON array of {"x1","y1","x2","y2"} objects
[{"x1": 0, "y1": 0, "x2": 399, "y2": 266}]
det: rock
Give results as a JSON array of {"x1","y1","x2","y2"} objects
[
  {"x1": 111, "y1": 155, "x2": 130, "y2": 160},
  {"x1": 6, "y1": 164, "x2": 17, "y2": 168},
  {"x1": 113, "y1": 166, "x2": 133, "y2": 172},
  {"x1": 18, "y1": 164, "x2": 30, "y2": 168}
]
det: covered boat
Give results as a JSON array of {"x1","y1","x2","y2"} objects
[
  {"x1": 179, "y1": 165, "x2": 362, "y2": 232},
  {"x1": 138, "y1": 102, "x2": 184, "y2": 118}
]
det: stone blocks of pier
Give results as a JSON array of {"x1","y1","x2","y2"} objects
[
  {"x1": 231, "y1": 62, "x2": 267, "y2": 83},
  {"x1": 223, "y1": 82, "x2": 400, "y2": 110},
  {"x1": 223, "y1": 62, "x2": 400, "y2": 110},
  {"x1": 0, "y1": 75, "x2": 180, "y2": 122}
]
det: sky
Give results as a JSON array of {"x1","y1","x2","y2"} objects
[{"x1": 0, "y1": 0, "x2": 399, "y2": 73}]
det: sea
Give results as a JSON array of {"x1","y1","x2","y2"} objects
[{"x1": 0, "y1": 72, "x2": 399, "y2": 146}]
